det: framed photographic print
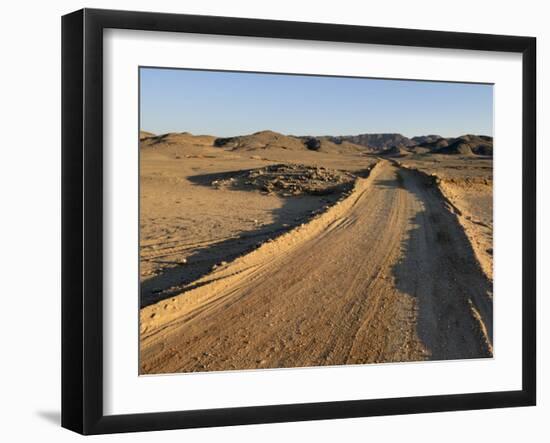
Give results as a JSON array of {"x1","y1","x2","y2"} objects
[{"x1": 61, "y1": 8, "x2": 536, "y2": 434}]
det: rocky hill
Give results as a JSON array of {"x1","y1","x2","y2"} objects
[
  {"x1": 435, "y1": 135, "x2": 493, "y2": 156},
  {"x1": 141, "y1": 132, "x2": 217, "y2": 148},
  {"x1": 325, "y1": 133, "x2": 415, "y2": 150},
  {"x1": 411, "y1": 135, "x2": 443, "y2": 145},
  {"x1": 214, "y1": 130, "x2": 306, "y2": 151}
]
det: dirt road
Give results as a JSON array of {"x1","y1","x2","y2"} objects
[{"x1": 140, "y1": 161, "x2": 493, "y2": 373}]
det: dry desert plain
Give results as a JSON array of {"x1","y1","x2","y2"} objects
[{"x1": 139, "y1": 130, "x2": 493, "y2": 374}]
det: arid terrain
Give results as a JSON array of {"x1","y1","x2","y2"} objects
[{"x1": 139, "y1": 130, "x2": 493, "y2": 374}]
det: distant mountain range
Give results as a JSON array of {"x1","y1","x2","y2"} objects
[
  {"x1": 140, "y1": 130, "x2": 493, "y2": 157},
  {"x1": 322, "y1": 133, "x2": 416, "y2": 150},
  {"x1": 308, "y1": 133, "x2": 492, "y2": 157}
]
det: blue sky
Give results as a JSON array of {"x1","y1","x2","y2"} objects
[{"x1": 140, "y1": 67, "x2": 493, "y2": 138}]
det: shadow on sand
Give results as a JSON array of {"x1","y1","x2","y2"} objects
[
  {"x1": 390, "y1": 168, "x2": 493, "y2": 361},
  {"x1": 140, "y1": 168, "x2": 351, "y2": 307}
]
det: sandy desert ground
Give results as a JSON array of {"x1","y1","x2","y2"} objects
[{"x1": 139, "y1": 131, "x2": 493, "y2": 374}]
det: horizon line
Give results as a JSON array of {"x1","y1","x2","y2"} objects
[{"x1": 140, "y1": 128, "x2": 493, "y2": 139}]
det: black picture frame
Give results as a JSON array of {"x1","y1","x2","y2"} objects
[{"x1": 62, "y1": 8, "x2": 537, "y2": 435}]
